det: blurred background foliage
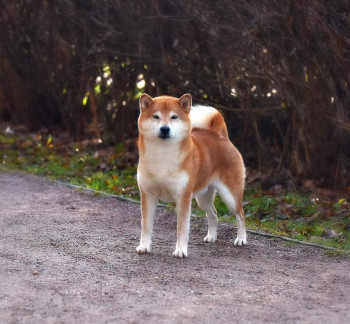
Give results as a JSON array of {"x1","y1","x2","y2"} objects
[{"x1": 0, "y1": 0, "x2": 349, "y2": 188}]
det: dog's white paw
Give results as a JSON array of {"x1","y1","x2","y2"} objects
[
  {"x1": 136, "y1": 244, "x2": 151, "y2": 254},
  {"x1": 234, "y1": 235, "x2": 247, "y2": 247},
  {"x1": 204, "y1": 234, "x2": 217, "y2": 243},
  {"x1": 172, "y1": 247, "x2": 188, "y2": 258}
]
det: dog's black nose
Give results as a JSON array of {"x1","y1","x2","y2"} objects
[{"x1": 160, "y1": 126, "x2": 170, "y2": 136}]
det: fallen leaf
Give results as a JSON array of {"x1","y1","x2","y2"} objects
[{"x1": 321, "y1": 229, "x2": 343, "y2": 239}]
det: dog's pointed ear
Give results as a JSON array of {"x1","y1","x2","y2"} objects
[
  {"x1": 139, "y1": 93, "x2": 153, "y2": 111},
  {"x1": 178, "y1": 93, "x2": 192, "y2": 112}
]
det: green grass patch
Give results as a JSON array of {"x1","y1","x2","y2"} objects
[
  {"x1": 208, "y1": 191, "x2": 350, "y2": 250},
  {"x1": 0, "y1": 134, "x2": 139, "y2": 199}
]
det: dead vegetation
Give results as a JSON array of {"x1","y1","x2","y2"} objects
[{"x1": 0, "y1": 0, "x2": 349, "y2": 187}]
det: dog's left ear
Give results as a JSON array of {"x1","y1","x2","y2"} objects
[
  {"x1": 178, "y1": 93, "x2": 192, "y2": 113},
  {"x1": 139, "y1": 93, "x2": 153, "y2": 111}
]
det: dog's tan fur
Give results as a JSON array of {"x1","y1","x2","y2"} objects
[{"x1": 136, "y1": 93, "x2": 246, "y2": 257}]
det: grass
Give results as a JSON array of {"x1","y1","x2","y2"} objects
[
  {"x1": 212, "y1": 189, "x2": 350, "y2": 250},
  {"x1": 1, "y1": 134, "x2": 140, "y2": 199},
  {"x1": 1, "y1": 132, "x2": 349, "y2": 250}
]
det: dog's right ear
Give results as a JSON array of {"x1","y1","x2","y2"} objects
[{"x1": 139, "y1": 93, "x2": 153, "y2": 111}]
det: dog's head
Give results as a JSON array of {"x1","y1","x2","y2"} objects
[{"x1": 138, "y1": 94, "x2": 192, "y2": 142}]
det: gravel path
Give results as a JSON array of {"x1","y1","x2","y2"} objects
[{"x1": 0, "y1": 170, "x2": 349, "y2": 323}]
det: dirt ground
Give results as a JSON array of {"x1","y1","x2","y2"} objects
[{"x1": 0, "y1": 170, "x2": 349, "y2": 324}]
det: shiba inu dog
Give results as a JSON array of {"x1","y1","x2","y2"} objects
[{"x1": 136, "y1": 93, "x2": 246, "y2": 258}]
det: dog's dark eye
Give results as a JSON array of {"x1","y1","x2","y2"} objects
[
  {"x1": 171, "y1": 115, "x2": 178, "y2": 120},
  {"x1": 152, "y1": 115, "x2": 159, "y2": 119}
]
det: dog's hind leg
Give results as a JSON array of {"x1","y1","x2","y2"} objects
[
  {"x1": 214, "y1": 181, "x2": 247, "y2": 246},
  {"x1": 233, "y1": 207, "x2": 247, "y2": 246},
  {"x1": 196, "y1": 186, "x2": 218, "y2": 243}
]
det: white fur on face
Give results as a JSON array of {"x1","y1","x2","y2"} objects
[{"x1": 139, "y1": 111, "x2": 190, "y2": 142}]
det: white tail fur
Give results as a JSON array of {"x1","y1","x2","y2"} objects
[{"x1": 190, "y1": 105, "x2": 228, "y2": 138}]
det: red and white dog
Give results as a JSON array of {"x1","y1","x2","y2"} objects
[{"x1": 136, "y1": 93, "x2": 246, "y2": 257}]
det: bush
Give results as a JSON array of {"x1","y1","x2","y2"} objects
[{"x1": 0, "y1": 0, "x2": 349, "y2": 187}]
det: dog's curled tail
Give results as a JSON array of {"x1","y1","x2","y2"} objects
[{"x1": 190, "y1": 105, "x2": 228, "y2": 138}]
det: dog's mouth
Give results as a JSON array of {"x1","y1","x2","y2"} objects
[{"x1": 158, "y1": 134, "x2": 171, "y2": 139}]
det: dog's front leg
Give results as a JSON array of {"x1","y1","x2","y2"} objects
[
  {"x1": 173, "y1": 192, "x2": 192, "y2": 258},
  {"x1": 136, "y1": 191, "x2": 158, "y2": 254}
]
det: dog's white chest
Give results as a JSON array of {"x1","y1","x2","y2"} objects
[
  {"x1": 138, "y1": 167, "x2": 189, "y2": 202},
  {"x1": 138, "y1": 142, "x2": 189, "y2": 202}
]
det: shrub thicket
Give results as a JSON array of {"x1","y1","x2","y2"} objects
[{"x1": 0, "y1": 0, "x2": 349, "y2": 187}]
